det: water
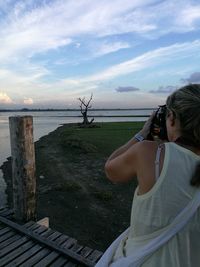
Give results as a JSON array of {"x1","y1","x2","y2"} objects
[{"x1": 0, "y1": 109, "x2": 153, "y2": 207}]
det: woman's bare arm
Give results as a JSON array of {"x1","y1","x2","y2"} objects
[
  {"x1": 105, "y1": 142, "x2": 142, "y2": 183},
  {"x1": 105, "y1": 113, "x2": 155, "y2": 183}
]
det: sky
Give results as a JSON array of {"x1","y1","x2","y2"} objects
[{"x1": 0, "y1": 0, "x2": 200, "y2": 109}]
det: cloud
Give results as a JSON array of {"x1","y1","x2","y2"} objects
[
  {"x1": 0, "y1": 39, "x2": 199, "y2": 101},
  {"x1": 43, "y1": 39, "x2": 200, "y2": 98},
  {"x1": 176, "y1": 4, "x2": 200, "y2": 29},
  {"x1": 150, "y1": 85, "x2": 177, "y2": 94},
  {"x1": 78, "y1": 40, "x2": 200, "y2": 83},
  {"x1": 75, "y1": 42, "x2": 81, "y2": 48},
  {"x1": 0, "y1": 66, "x2": 49, "y2": 94},
  {"x1": 0, "y1": 92, "x2": 13, "y2": 104},
  {"x1": 129, "y1": 1, "x2": 200, "y2": 37},
  {"x1": 0, "y1": 1, "x2": 200, "y2": 106},
  {"x1": 1, "y1": 0, "x2": 199, "y2": 65},
  {"x1": 23, "y1": 97, "x2": 33, "y2": 105},
  {"x1": 181, "y1": 72, "x2": 200, "y2": 83},
  {"x1": 115, "y1": 86, "x2": 140, "y2": 93},
  {"x1": 0, "y1": 0, "x2": 156, "y2": 63},
  {"x1": 93, "y1": 41, "x2": 131, "y2": 57}
]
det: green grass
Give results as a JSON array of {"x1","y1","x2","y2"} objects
[{"x1": 60, "y1": 121, "x2": 145, "y2": 156}]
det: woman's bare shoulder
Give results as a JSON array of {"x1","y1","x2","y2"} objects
[
  {"x1": 135, "y1": 140, "x2": 158, "y2": 155},
  {"x1": 136, "y1": 141, "x2": 167, "y2": 194}
]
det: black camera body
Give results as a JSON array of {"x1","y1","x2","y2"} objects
[{"x1": 147, "y1": 105, "x2": 168, "y2": 141}]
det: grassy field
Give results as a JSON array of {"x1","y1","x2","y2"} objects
[{"x1": 60, "y1": 121, "x2": 145, "y2": 157}]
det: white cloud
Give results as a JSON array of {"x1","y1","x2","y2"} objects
[
  {"x1": 0, "y1": 39, "x2": 199, "y2": 102},
  {"x1": 0, "y1": 0, "x2": 200, "y2": 107},
  {"x1": 0, "y1": 66, "x2": 49, "y2": 88},
  {"x1": 37, "y1": 39, "x2": 199, "y2": 99},
  {"x1": 75, "y1": 43, "x2": 81, "y2": 48},
  {"x1": 0, "y1": 0, "x2": 156, "y2": 63},
  {"x1": 0, "y1": 92, "x2": 13, "y2": 104},
  {"x1": 119, "y1": 1, "x2": 200, "y2": 37},
  {"x1": 93, "y1": 41, "x2": 131, "y2": 57},
  {"x1": 1, "y1": 0, "x2": 199, "y2": 65},
  {"x1": 79, "y1": 40, "x2": 200, "y2": 83},
  {"x1": 23, "y1": 97, "x2": 33, "y2": 105},
  {"x1": 176, "y1": 4, "x2": 200, "y2": 28}
]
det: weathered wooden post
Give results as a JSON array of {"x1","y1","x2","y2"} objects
[{"x1": 9, "y1": 116, "x2": 36, "y2": 222}]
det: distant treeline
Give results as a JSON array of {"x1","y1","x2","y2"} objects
[{"x1": 0, "y1": 108, "x2": 155, "y2": 112}]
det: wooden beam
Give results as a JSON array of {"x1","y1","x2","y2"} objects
[
  {"x1": 9, "y1": 116, "x2": 36, "y2": 222},
  {"x1": 0, "y1": 215, "x2": 96, "y2": 267}
]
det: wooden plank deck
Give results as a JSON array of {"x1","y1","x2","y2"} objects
[{"x1": 0, "y1": 208, "x2": 103, "y2": 267}]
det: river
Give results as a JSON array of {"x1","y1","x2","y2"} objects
[{"x1": 0, "y1": 109, "x2": 153, "y2": 207}]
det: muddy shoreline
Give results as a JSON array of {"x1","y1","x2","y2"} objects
[{"x1": 1, "y1": 123, "x2": 138, "y2": 252}]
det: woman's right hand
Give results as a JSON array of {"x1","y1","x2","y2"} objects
[{"x1": 139, "y1": 111, "x2": 156, "y2": 139}]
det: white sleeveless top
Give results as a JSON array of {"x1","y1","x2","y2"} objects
[{"x1": 113, "y1": 142, "x2": 200, "y2": 267}]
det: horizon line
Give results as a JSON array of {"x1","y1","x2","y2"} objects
[{"x1": 0, "y1": 107, "x2": 156, "y2": 112}]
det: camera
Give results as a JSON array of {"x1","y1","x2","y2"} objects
[{"x1": 147, "y1": 105, "x2": 168, "y2": 141}]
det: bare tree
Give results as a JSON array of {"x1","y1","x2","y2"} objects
[{"x1": 78, "y1": 93, "x2": 94, "y2": 126}]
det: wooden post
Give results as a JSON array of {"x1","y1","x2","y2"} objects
[{"x1": 9, "y1": 116, "x2": 36, "y2": 222}]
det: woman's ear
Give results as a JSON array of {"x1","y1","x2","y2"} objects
[{"x1": 168, "y1": 111, "x2": 176, "y2": 126}]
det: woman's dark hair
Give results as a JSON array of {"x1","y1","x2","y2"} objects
[{"x1": 166, "y1": 84, "x2": 200, "y2": 187}]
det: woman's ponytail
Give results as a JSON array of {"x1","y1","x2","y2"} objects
[{"x1": 166, "y1": 84, "x2": 200, "y2": 188}]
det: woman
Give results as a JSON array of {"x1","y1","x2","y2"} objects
[{"x1": 95, "y1": 84, "x2": 200, "y2": 267}]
